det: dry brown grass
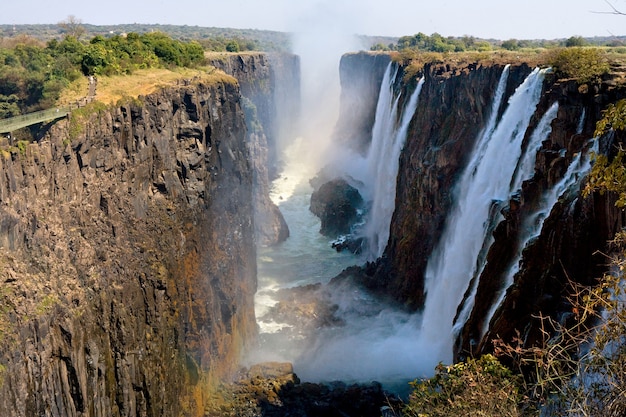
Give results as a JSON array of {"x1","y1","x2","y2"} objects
[{"x1": 57, "y1": 66, "x2": 237, "y2": 106}]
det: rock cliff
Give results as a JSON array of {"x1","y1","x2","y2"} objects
[
  {"x1": 208, "y1": 53, "x2": 300, "y2": 246},
  {"x1": 0, "y1": 76, "x2": 256, "y2": 416},
  {"x1": 460, "y1": 72, "x2": 626, "y2": 358},
  {"x1": 335, "y1": 54, "x2": 626, "y2": 361},
  {"x1": 333, "y1": 52, "x2": 391, "y2": 155}
]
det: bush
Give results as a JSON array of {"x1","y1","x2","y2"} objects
[
  {"x1": 548, "y1": 47, "x2": 610, "y2": 83},
  {"x1": 404, "y1": 354, "x2": 525, "y2": 417}
]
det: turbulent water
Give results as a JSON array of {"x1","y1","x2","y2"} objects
[
  {"x1": 251, "y1": 64, "x2": 429, "y2": 386},
  {"x1": 251, "y1": 60, "x2": 596, "y2": 390},
  {"x1": 251, "y1": 137, "x2": 358, "y2": 360}
]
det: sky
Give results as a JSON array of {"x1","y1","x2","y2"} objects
[{"x1": 2, "y1": 0, "x2": 626, "y2": 41}]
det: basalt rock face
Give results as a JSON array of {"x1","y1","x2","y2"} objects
[
  {"x1": 369, "y1": 62, "x2": 533, "y2": 309},
  {"x1": 340, "y1": 55, "x2": 626, "y2": 361},
  {"x1": 459, "y1": 74, "x2": 626, "y2": 358},
  {"x1": 0, "y1": 79, "x2": 257, "y2": 416},
  {"x1": 209, "y1": 53, "x2": 300, "y2": 246},
  {"x1": 333, "y1": 52, "x2": 391, "y2": 155}
]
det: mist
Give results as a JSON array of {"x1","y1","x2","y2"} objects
[{"x1": 285, "y1": 1, "x2": 366, "y2": 170}]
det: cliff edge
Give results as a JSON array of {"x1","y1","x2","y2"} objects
[{"x1": 0, "y1": 76, "x2": 256, "y2": 416}]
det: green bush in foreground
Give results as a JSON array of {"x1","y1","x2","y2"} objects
[{"x1": 404, "y1": 354, "x2": 525, "y2": 417}]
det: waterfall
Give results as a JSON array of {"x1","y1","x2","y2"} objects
[
  {"x1": 481, "y1": 138, "x2": 599, "y2": 337},
  {"x1": 454, "y1": 100, "x2": 559, "y2": 335},
  {"x1": 419, "y1": 67, "x2": 547, "y2": 364},
  {"x1": 363, "y1": 63, "x2": 424, "y2": 260}
]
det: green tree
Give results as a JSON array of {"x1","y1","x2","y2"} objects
[
  {"x1": 404, "y1": 355, "x2": 524, "y2": 417},
  {"x1": 549, "y1": 47, "x2": 609, "y2": 83},
  {"x1": 502, "y1": 39, "x2": 520, "y2": 51},
  {"x1": 565, "y1": 35, "x2": 586, "y2": 47},
  {"x1": 225, "y1": 40, "x2": 240, "y2": 52}
]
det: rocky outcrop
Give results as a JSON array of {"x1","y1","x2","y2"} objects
[
  {"x1": 0, "y1": 77, "x2": 257, "y2": 416},
  {"x1": 208, "y1": 53, "x2": 300, "y2": 246},
  {"x1": 309, "y1": 179, "x2": 363, "y2": 237},
  {"x1": 211, "y1": 362, "x2": 397, "y2": 417}
]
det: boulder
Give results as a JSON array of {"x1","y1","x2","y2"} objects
[{"x1": 310, "y1": 179, "x2": 364, "y2": 237}]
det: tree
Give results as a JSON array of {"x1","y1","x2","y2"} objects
[
  {"x1": 225, "y1": 40, "x2": 240, "y2": 52},
  {"x1": 565, "y1": 36, "x2": 586, "y2": 47},
  {"x1": 58, "y1": 15, "x2": 85, "y2": 40},
  {"x1": 502, "y1": 39, "x2": 520, "y2": 51}
]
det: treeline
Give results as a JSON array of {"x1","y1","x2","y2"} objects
[
  {"x1": 0, "y1": 24, "x2": 292, "y2": 53},
  {"x1": 371, "y1": 32, "x2": 626, "y2": 52},
  {"x1": 0, "y1": 32, "x2": 206, "y2": 117}
]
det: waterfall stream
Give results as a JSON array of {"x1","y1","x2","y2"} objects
[
  {"x1": 252, "y1": 59, "x2": 597, "y2": 388},
  {"x1": 363, "y1": 65, "x2": 424, "y2": 259},
  {"x1": 419, "y1": 67, "x2": 547, "y2": 364}
]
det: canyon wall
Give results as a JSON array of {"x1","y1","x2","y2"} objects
[
  {"x1": 208, "y1": 53, "x2": 300, "y2": 246},
  {"x1": 461, "y1": 73, "x2": 626, "y2": 357},
  {"x1": 0, "y1": 76, "x2": 256, "y2": 416},
  {"x1": 337, "y1": 54, "x2": 626, "y2": 360},
  {"x1": 333, "y1": 52, "x2": 391, "y2": 155}
]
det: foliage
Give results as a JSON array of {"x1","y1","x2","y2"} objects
[
  {"x1": 566, "y1": 36, "x2": 587, "y2": 47},
  {"x1": 547, "y1": 47, "x2": 610, "y2": 84},
  {"x1": 584, "y1": 100, "x2": 626, "y2": 207},
  {"x1": 404, "y1": 354, "x2": 524, "y2": 417},
  {"x1": 0, "y1": 31, "x2": 208, "y2": 115},
  {"x1": 501, "y1": 39, "x2": 521, "y2": 51},
  {"x1": 595, "y1": 99, "x2": 626, "y2": 138},
  {"x1": 493, "y1": 238, "x2": 626, "y2": 417},
  {"x1": 585, "y1": 150, "x2": 626, "y2": 207},
  {"x1": 397, "y1": 32, "x2": 472, "y2": 53},
  {"x1": 225, "y1": 40, "x2": 240, "y2": 53},
  {"x1": 2, "y1": 23, "x2": 292, "y2": 52}
]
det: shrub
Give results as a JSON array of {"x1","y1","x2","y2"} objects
[
  {"x1": 548, "y1": 47, "x2": 610, "y2": 83},
  {"x1": 404, "y1": 354, "x2": 525, "y2": 417}
]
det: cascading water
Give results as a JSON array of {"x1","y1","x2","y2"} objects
[
  {"x1": 481, "y1": 138, "x2": 599, "y2": 337},
  {"x1": 453, "y1": 100, "x2": 560, "y2": 335},
  {"x1": 252, "y1": 62, "x2": 427, "y2": 385},
  {"x1": 418, "y1": 67, "x2": 547, "y2": 365},
  {"x1": 252, "y1": 56, "x2": 594, "y2": 392},
  {"x1": 362, "y1": 65, "x2": 424, "y2": 259}
]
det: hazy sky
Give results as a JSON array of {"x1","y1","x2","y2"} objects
[{"x1": 2, "y1": 0, "x2": 626, "y2": 40}]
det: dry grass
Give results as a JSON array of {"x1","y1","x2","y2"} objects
[
  {"x1": 57, "y1": 66, "x2": 237, "y2": 106},
  {"x1": 56, "y1": 77, "x2": 89, "y2": 106}
]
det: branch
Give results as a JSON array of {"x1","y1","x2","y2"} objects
[{"x1": 591, "y1": 0, "x2": 626, "y2": 15}]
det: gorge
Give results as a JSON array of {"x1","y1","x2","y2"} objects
[{"x1": 0, "y1": 47, "x2": 625, "y2": 416}]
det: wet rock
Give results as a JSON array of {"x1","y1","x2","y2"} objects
[
  {"x1": 222, "y1": 362, "x2": 401, "y2": 417},
  {"x1": 331, "y1": 234, "x2": 365, "y2": 254},
  {"x1": 310, "y1": 179, "x2": 364, "y2": 237},
  {"x1": 257, "y1": 284, "x2": 344, "y2": 332}
]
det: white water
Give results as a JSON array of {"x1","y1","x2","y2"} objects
[
  {"x1": 251, "y1": 60, "x2": 593, "y2": 389},
  {"x1": 419, "y1": 67, "x2": 547, "y2": 365},
  {"x1": 363, "y1": 65, "x2": 424, "y2": 259},
  {"x1": 453, "y1": 99, "x2": 559, "y2": 336},
  {"x1": 251, "y1": 64, "x2": 429, "y2": 385},
  {"x1": 251, "y1": 137, "x2": 359, "y2": 361},
  {"x1": 481, "y1": 138, "x2": 599, "y2": 337}
]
